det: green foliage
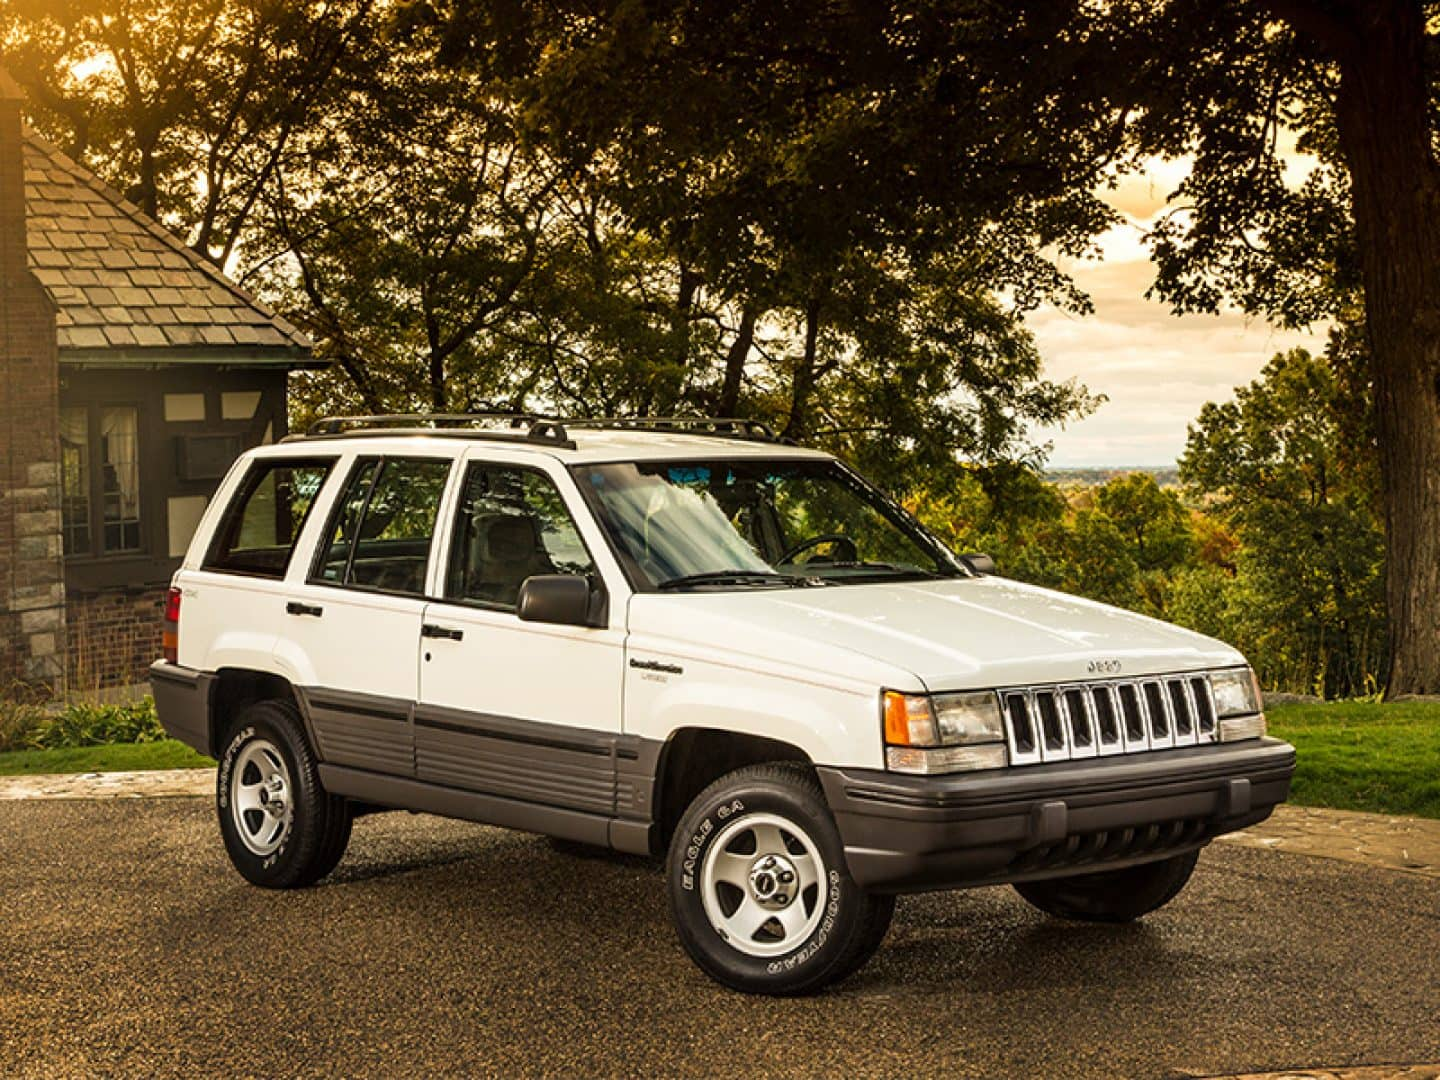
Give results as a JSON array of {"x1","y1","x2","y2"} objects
[
  {"x1": 6, "y1": 0, "x2": 1112, "y2": 497},
  {"x1": 1094, "y1": 474, "x2": 1192, "y2": 573},
  {"x1": 0, "y1": 698, "x2": 165, "y2": 754},
  {"x1": 908, "y1": 340, "x2": 1385, "y2": 700},
  {"x1": 0, "y1": 699, "x2": 48, "y2": 756},
  {"x1": 1179, "y1": 346, "x2": 1385, "y2": 698}
]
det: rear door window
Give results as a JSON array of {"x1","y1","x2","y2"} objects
[
  {"x1": 203, "y1": 458, "x2": 335, "y2": 578},
  {"x1": 311, "y1": 457, "x2": 452, "y2": 596}
]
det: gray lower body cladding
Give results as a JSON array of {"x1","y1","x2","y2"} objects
[
  {"x1": 150, "y1": 662, "x2": 215, "y2": 755},
  {"x1": 153, "y1": 660, "x2": 1295, "y2": 893},
  {"x1": 817, "y1": 737, "x2": 1295, "y2": 893}
]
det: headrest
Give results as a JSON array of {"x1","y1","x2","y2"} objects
[{"x1": 483, "y1": 514, "x2": 537, "y2": 561}]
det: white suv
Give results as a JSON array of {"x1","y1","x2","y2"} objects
[{"x1": 151, "y1": 415, "x2": 1294, "y2": 995}]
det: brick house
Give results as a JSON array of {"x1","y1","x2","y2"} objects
[{"x1": 0, "y1": 72, "x2": 318, "y2": 693}]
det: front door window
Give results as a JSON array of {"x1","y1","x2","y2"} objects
[{"x1": 444, "y1": 464, "x2": 597, "y2": 609}]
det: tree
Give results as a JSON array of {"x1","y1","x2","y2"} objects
[
  {"x1": 1094, "y1": 473, "x2": 1193, "y2": 573},
  {"x1": 1110, "y1": 0, "x2": 1440, "y2": 694},
  {"x1": 1180, "y1": 348, "x2": 1386, "y2": 697},
  {"x1": 1, "y1": 0, "x2": 376, "y2": 265},
  {"x1": 437, "y1": 0, "x2": 1119, "y2": 481}
]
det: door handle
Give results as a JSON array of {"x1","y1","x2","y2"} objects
[
  {"x1": 286, "y1": 601, "x2": 324, "y2": 618},
  {"x1": 421, "y1": 623, "x2": 464, "y2": 641}
]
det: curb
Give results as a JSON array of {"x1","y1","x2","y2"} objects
[
  {"x1": 0, "y1": 767, "x2": 213, "y2": 801},
  {"x1": 1203, "y1": 1067, "x2": 1440, "y2": 1079},
  {"x1": 1216, "y1": 804, "x2": 1440, "y2": 880}
]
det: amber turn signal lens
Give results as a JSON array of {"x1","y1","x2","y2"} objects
[
  {"x1": 883, "y1": 691, "x2": 939, "y2": 747},
  {"x1": 883, "y1": 691, "x2": 912, "y2": 745}
]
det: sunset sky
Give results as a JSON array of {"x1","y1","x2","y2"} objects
[{"x1": 1029, "y1": 160, "x2": 1326, "y2": 468}]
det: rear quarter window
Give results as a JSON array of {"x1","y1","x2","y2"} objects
[{"x1": 202, "y1": 457, "x2": 336, "y2": 578}]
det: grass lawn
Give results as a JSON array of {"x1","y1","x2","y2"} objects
[
  {"x1": 1266, "y1": 700, "x2": 1440, "y2": 820},
  {"x1": 0, "y1": 739, "x2": 213, "y2": 777},
  {"x1": 0, "y1": 702, "x2": 1435, "y2": 822}
]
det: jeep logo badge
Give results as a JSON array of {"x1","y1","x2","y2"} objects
[{"x1": 1087, "y1": 658, "x2": 1123, "y2": 675}]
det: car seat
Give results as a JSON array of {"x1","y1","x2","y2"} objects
[{"x1": 466, "y1": 512, "x2": 556, "y2": 606}]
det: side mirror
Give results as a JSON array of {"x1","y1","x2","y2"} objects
[
  {"x1": 517, "y1": 574, "x2": 597, "y2": 627},
  {"x1": 960, "y1": 552, "x2": 995, "y2": 575}
]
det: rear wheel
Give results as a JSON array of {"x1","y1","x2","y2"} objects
[
  {"x1": 667, "y1": 762, "x2": 893, "y2": 995},
  {"x1": 1013, "y1": 849, "x2": 1200, "y2": 923},
  {"x1": 217, "y1": 699, "x2": 351, "y2": 889}
]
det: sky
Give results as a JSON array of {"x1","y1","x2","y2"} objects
[{"x1": 1027, "y1": 161, "x2": 1326, "y2": 468}]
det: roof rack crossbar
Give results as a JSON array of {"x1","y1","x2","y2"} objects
[
  {"x1": 307, "y1": 412, "x2": 540, "y2": 436},
  {"x1": 560, "y1": 416, "x2": 778, "y2": 441}
]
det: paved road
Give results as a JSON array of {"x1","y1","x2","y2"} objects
[{"x1": 2, "y1": 798, "x2": 1437, "y2": 1079}]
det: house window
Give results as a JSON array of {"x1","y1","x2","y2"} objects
[
  {"x1": 60, "y1": 404, "x2": 143, "y2": 556},
  {"x1": 100, "y1": 406, "x2": 142, "y2": 552},
  {"x1": 59, "y1": 407, "x2": 91, "y2": 556}
]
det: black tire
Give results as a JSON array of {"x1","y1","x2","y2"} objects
[
  {"x1": 667, "y1": 762, "x2": 894, "y2": 996},
  {"x1": 1013, "y1": 849, "x2": 1201, "y2": 923},
  {"x1": 216, "y1": 699, "x2": 352, "y2": 889}
]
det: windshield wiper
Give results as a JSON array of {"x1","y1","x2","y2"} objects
[
  {"x1": 656, "y1": 570, "x2": 814, "y2": 590},
  {"x1": 814, "y1": 561, "x2": 944, "y2": 577}
]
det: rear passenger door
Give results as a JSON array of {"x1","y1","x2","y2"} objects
[
  {"x1": 415, "y1": 453, "x2": 626, "y2": 811},
  {"x1": 183, "y1": 454, "x2": 339, "y2": 674},
  {"x1": 274, "y1": 454, "x2": 453, "y2": 777}
]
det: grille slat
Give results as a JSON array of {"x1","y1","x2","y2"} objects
[
  {"x1": 1168, "y1": 677, "x2": 1198, "y2": 746},
  {"x1": 1143, "y1": 680, "x2": 1173, "y2": 747},
  {"x1": 998, "y1": 673, "x2": 1220, "y2": 766}
]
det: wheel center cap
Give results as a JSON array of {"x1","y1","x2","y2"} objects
[
  {"x1": 749, "y1": 854, "x2": 798, "y2": 908},
  {"x1": 263, "y1": 775, "x2": 286, "y2": 816}
]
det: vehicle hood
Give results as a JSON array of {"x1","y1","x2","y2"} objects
[{"x1": 627, "y1": 575, "x2": 1244, "y2": 691}]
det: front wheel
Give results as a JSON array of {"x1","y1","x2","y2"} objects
[
  {"x1": 217, "y1": 699, "x2": 352, "y2": 889},
  {"x1": 1013, "y1": 849, "x2": 1200, "y2": 923},
  {"x1": 667, "y1": 762, "x2": 894, "y2": 996}
]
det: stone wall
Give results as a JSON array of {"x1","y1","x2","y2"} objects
[
  {"x1": 0, "y1": 71, "x2": 66, "y2": 693},
  {"x1": 66, "y1": 587, "x2": 166, "y2": 691}
]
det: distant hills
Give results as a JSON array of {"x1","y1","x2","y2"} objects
[{"x1": 1044, "y1": 465, "x2": 1180, "y2": 488}]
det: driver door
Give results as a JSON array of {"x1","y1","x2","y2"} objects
[{"x1": 415, "y1": 453, "x2": 626, "y2": 811}]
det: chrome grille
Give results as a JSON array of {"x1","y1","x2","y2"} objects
[{"x1": 1003, "y1": 674, "x2": 1218, "y2": 766}]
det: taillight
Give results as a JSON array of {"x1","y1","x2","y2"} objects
[{"x1": 163, "y1": 587, "x2": 181, "y2": 664}]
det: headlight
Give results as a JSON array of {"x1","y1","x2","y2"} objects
[
  {"x1": 1210, "y1": 667, "x2": 1266, "y2": 743},
  {"x1": 932, "y1": 692, "x2": 1006, "y2": 744},
  {"x1": 883, "y1": 690, "x2": 1006, "y2": 774},
  {"x1": 1210, "y1": 667, "x2": 1261, "y2": 717}
]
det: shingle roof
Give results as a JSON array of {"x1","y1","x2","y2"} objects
[{"x1": 23, "y1": 133, "x2": 313, "y2": 363}]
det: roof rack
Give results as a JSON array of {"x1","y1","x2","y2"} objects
[
  {"x1": 290, "y1": 412, "x2": 574, "y2": 448},
  {"x1": 288, "y1": 413, "x2": 782, "y2": 448}
]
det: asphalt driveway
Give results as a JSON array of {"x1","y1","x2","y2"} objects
[{"x1": 2, "y1": 797, "x2": 1437, "y2": 1079}]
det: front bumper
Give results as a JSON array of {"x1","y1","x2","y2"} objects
[{"x1": 818, "y1": 736, "x2": 1295, "y2": 893}]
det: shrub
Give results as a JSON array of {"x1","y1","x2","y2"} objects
[
  {"x1": 0, "y1": 697, "x2": 164, "y2": 753},
  {"x1": 0, "y1": 700, "x2": 48, "y2": 754}
]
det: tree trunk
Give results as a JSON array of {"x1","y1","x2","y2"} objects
[
  {"x1": 782, "y1": 298, "x2": 823, "y2": 441},
  {"x1": 429, "y1": 349, "x2": 447, "y2": 412},
  {"x1": 134, "y1": 142, "x2": 160, "y2": 220},
  {"x1": 716, "y1": 306, "x2": 757, "y2": 416},
  {"x1": 654, "y1": 267, "x2": 700, "y2": 415},
  {"x1": 1326, "y1": 1, "x2": 1440, "y2": 695}
]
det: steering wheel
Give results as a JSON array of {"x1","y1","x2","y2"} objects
[{"x1": 777, "y1": 533, "x2": 858, "y2": 566}]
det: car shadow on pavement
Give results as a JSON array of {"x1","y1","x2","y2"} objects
[
  {"x1": 315, "y1": 827, "x2": 663, "y2": 888},
  {"x1": 269, "y1": 818, "x2": 1204, "y2": 996}
]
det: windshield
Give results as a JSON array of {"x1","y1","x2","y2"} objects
[{"x1": 576, "y1": 458, "x2": 965, "y2": 590}]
